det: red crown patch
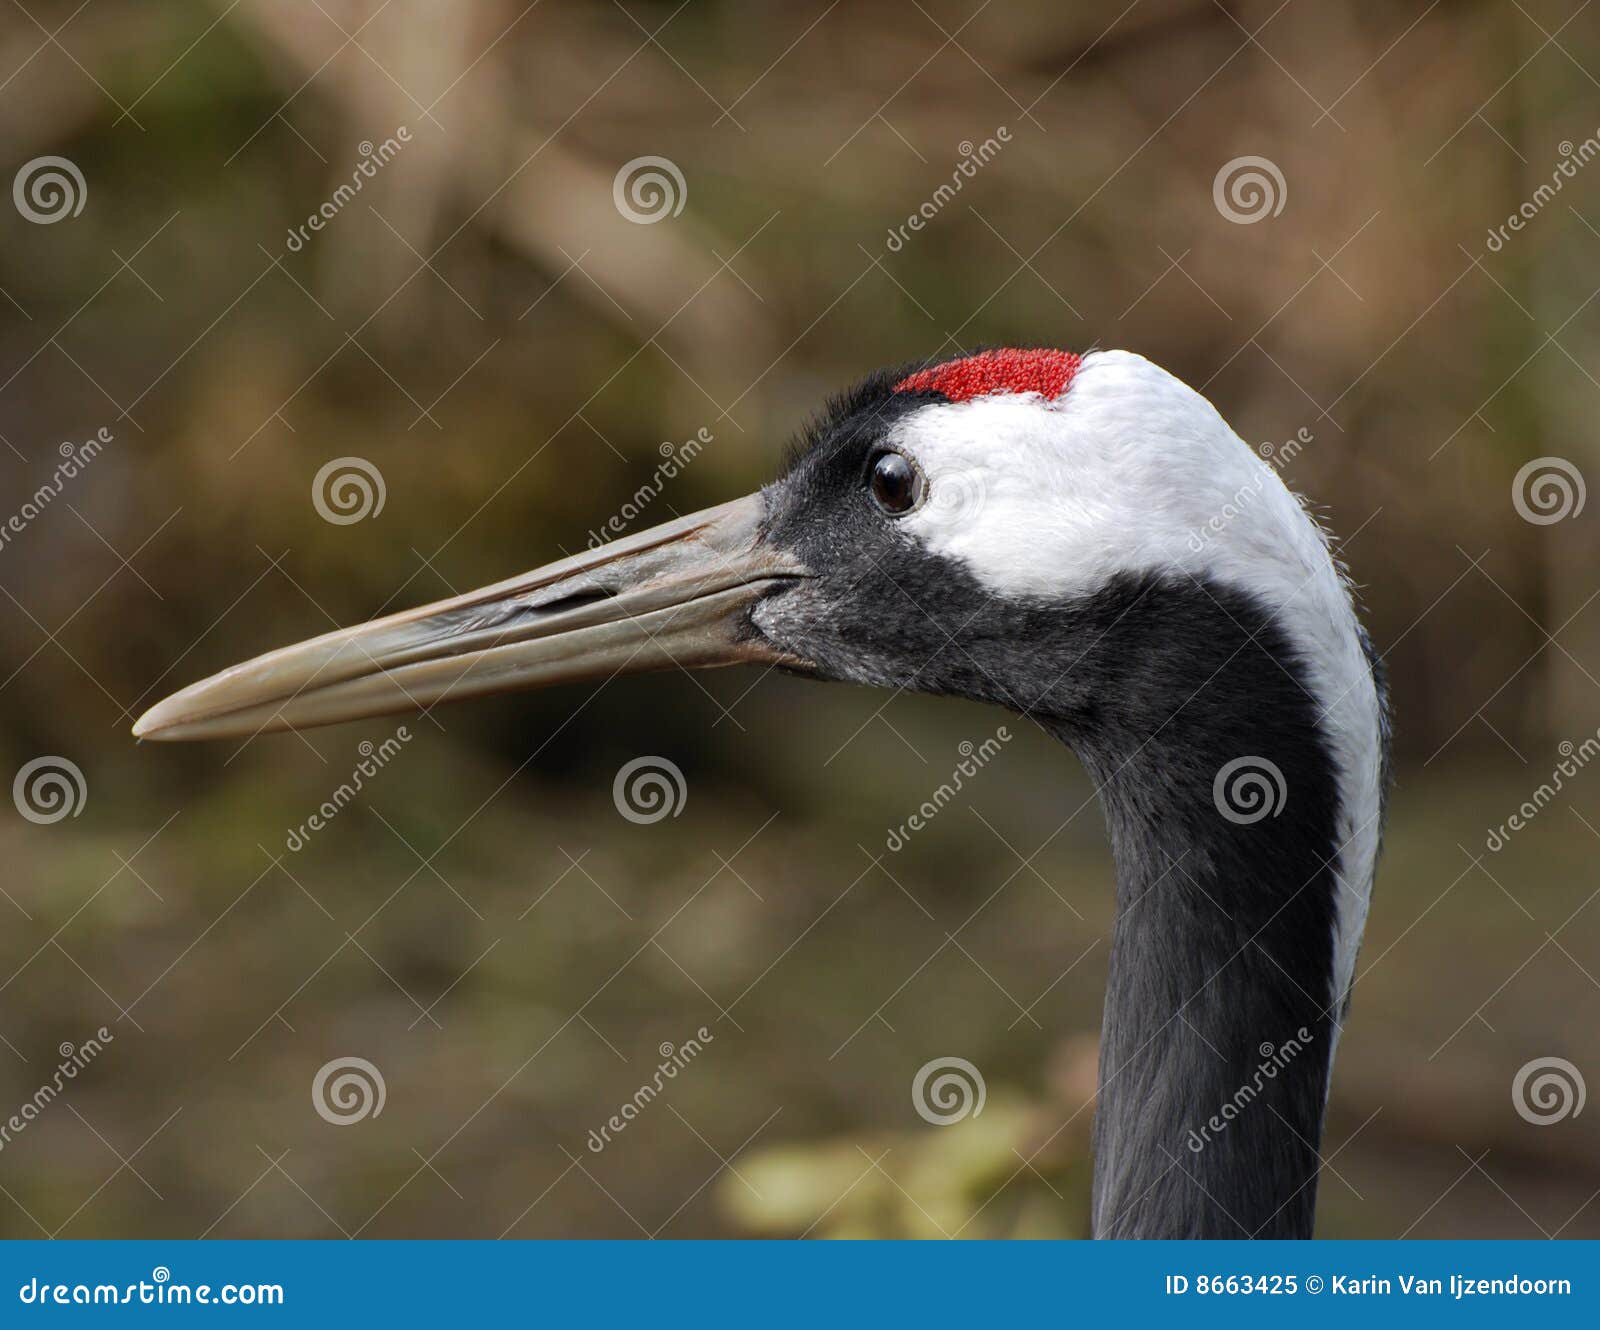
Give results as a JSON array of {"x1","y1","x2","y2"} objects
[{"x1": 893, "y1": 348, "x2": 1081, "y2": 403}]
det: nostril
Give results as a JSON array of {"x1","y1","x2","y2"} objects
[{"x1": 537, "y1": 587, "x2": 618, "y2": 616}]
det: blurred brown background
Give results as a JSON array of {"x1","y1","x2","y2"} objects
[{"x1": 1, "y1": 0, "x2": 1598, "y2": 1238}]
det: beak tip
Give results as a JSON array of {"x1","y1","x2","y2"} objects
[{"x1": 132, "y1": 700, "x2": 186, "y2": 742}]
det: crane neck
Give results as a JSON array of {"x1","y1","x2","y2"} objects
[
  {"x1": 1034, "y1": 574, "x2": 1361, "y2": 1239},
  {"x1": 1085, "y1": 747, "x2": 1340, "y2": 1238}
]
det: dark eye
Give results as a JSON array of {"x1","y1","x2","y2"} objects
[{"x1": 869, "y1": 451, "x2": 922, "y2": 515}]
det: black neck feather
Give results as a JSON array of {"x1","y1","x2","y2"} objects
[{"x1": 1038, "y1": 576, "x2": 1346, "y2": 1238}]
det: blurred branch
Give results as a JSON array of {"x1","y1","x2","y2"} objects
[{"x1": 225, "y1": 0, "x2": 777, "y2": 376}]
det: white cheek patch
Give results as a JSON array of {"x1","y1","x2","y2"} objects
[
  {"x1": 896, "y1": 350, "x2": 1311, "y2": 605},
  {"x1": 893, "y1": 349, "x2": 1384, "y2": 1021}
]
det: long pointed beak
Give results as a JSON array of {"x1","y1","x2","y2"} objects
[{"x1": 133, "y1": 494, "x2": 806, "y2": 742}]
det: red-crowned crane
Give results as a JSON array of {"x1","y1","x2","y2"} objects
[{"x1": 135, "y1": 348, "x2": 1390, "y2": 1239}]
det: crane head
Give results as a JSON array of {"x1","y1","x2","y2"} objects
[{"x1": 132, "y1": 348, "x2": 1346, "y2": 746}]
